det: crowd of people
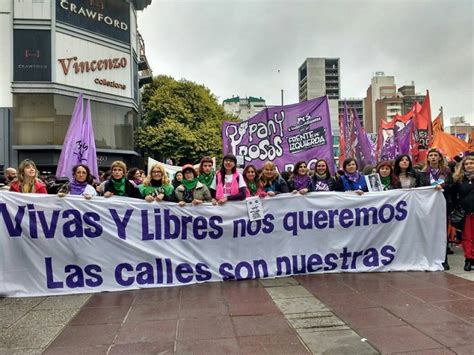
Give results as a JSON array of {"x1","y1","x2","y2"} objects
[{"x1": 1, "y1": 149, "x2": 473, "y2": 272}]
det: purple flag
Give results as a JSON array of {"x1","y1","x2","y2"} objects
[
  {"x1": 82, "y1": 99, "x2": 99, "y2": 180},
  {"x1": 222, "y1": 96, "x2": 335, "y2": 173},
  {"x1": 394, "y1": 119, "x2": 413, "y2": 156},
  {"x1": 341, "y1": 101, "x2": 352, "y2": 161},
  {"x1": 56, "y1": 94, "x2": 84, "y2": 179},
  {"x1": 380, "y1": 135, "x2": 397, "y2": 161},
  {"x1": 350, "y1": 107, "x2": 374, "y2": 168}
]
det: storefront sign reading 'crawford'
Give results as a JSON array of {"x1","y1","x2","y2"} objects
[{"x1": 56, "y1": 0, "x2": 130, "y2": 43}]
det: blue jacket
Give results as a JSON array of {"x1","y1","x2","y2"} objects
[{"x1": 336, "y1": 174, "x2": 368, "y2": 192}]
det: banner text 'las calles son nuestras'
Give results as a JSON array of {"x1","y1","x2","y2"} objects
[{"x1": 0, "y1": 188, "x2": 445, "y2": 297}]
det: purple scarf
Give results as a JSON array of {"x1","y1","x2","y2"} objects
[
  {"x1": 345, "y1": 171, "x2": 361, "y2": 183},
  {"x1": 427, "y1": 166, "x2": 440, "y2": 181},
  {"x1": 69, "y1": 179, "x2": 88, "y2": 195},
  {"x1": 293, "y1": 174, "x2": 311, "y2": 190},
  {"x1": 427, "y1": 166, "x2": 449, "y2": 181}
]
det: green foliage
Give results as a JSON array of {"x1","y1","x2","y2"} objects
[{"x1": 137, "y1": 75, "x2": 237, "y2": 164}]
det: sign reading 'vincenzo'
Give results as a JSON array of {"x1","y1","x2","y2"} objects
[
  {"x1": 58, "y1": 55, "x2": 128, "y2": 90},
  {"x1": 56, "y1": 0, "x2": 130, "y2": 43}
]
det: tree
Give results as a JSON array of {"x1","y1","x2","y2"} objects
[{"x1": 136, "y1": 75, "x2": 237, "y2": 165}]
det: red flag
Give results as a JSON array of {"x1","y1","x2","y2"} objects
[
  {"x1": 412, "y1": 91, "x2": 432, "y2": 164},
  {"x1": 432, "y1": 113, "x2": 443, "y2": 133}
]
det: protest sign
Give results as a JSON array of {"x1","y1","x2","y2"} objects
[{"x1": 0, "y1": 188, "x2": 445, "y2": 297}]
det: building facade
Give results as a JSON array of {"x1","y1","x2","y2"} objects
[
  {"x1": 223, "y1": 96, "x2": 266, "y2": 121},
  {"x1": 0, "y1": 0, "x2": 152, "y2": 174},
  {"x1": 363, "y1": 72, "x2": 397, "y2": 133},
  {"x1": 398, "y1": 84, "x2": 425, "y2": 114},
  {"x1": 338, "y1": 99, "x2": 364, "y2": 127},
  {"x1": 298, "y1": 58, "x2": 340, "y2": 131},
  {"x1": 363, "y1": 74, "x2": 427, "y2": 134}
]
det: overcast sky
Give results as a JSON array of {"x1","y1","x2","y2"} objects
[{"x1": 137, "y1": 0, "x2": 473, "y2": 126}]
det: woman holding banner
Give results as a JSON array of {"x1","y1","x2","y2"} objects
[
  {"x1": 172, "y1": 171, "x2": 183, "y2": 189},
  {"x1": 175, "y1": 164, "x2": 212, "y2": 206},
  {"x1": 211, "y1": 154, "x2": 246, "y2": 205},
  {"x1": 288, "y1": 161, "x2": 313, "y2": 194},
  {"x1": 422, "y1": 148, "x2": 454, "y2": 263},
  {"x1": 243, "y1": 164, "x2": 267, "y2": 198},
  {"x1": 9, "y1": 159, "x2": 47, "y2": 194},
  {"x1": 57, "y1": 164, "x2": 97, "y2": 199},
  {"x1": 103, "y1": 161, "x2": 141, "y2": 199},
  {"x1": 376, "y1": 161, "x2": 396, "y2": 191},
  {"x1": 310, "y1": 159, "x2": 336, "y2": 192},
  {"x1": 421, "y1": 148, "x2": 452, "y2": 187},
  {"x1": 260, "y1": 161, "x2": 289, "y2": 196},
  {"x1": 197, "y1": 156, "x2": 215, "y2": 189},
  {"x1": 451, "y1": 155, "x2": 474, "y2": 271},
  {"x1": 138, "y1": 163, "x2": 175, "y2": 202},
  {"x1": 392, "y1": 155, "x2": 425, "y2": 189},
  {"x1": 335, "y1": 158, "x2": 367, "y2": 195}
]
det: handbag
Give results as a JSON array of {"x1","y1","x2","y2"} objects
[{"x1": 449, "y1": 207, "x2": 466, "y2": 231}]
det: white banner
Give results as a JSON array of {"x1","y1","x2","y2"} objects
[{"x1": 0, "y1": 188, "x2": 445, "y2": 297}]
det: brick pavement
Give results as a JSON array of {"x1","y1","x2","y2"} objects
[{"x1": 1, "y1": 245, "x2": 473, "y2": 354}]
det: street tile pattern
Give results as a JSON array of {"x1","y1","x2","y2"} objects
[
  {"x1": 296, "y1": 268, "x2": 474, "y2": 354},
  {"x1": 42, "y1": 281, "x2": 310, "y2": 354}
]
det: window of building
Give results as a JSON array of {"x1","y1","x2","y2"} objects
[{"x1": 13, "y1": 94, "x2": 136, "y2": 150}]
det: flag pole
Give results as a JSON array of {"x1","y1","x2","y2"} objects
[{"x1": 440, "y1": 106, "x2": 444, "y2": 130}]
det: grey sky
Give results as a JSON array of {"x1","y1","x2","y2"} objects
[{"x1": 138, "y1": 0, "x2": 473, "y2": 125}]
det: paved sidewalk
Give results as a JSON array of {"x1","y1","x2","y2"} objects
[{"x1": 0, "y1": 245, "x2": 472, "y2": 354}]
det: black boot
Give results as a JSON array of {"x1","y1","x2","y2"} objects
[
  {"x1": 464, "y1": 259, "x2": 472, "y2": 272},
  {"x1": 443, "y1": 261, "x2": 450, "y2": 271}
]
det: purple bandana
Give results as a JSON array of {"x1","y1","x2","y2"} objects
[
  {"x1": 345, "y1": 171, "x2": 360, "y2": 183},
  {"x1": 69, "y1": 179, "x2": 87, "y2": 195},
  {"x1": 293, "y1": 174, "x2": 311, "y2": 190}
]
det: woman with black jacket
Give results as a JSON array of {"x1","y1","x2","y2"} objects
[
  {"x1": 392, "y1": 154, "x2": 426, "y2": 189},
  {"x1": 311, "y1": 159, "x2": 336, "y2": 192},
  {"x1": 260, "y1": 161, "x2": 289, "y2": 196},
  {"x1": 103, "y1": 161, "x2": 141, "y2": 199},
  {"x1": 451, "y1": 155, "x2": 474, "y2": 271}
]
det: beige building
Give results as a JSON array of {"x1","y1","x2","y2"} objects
[
  {"x1": 223, "y1": 96, "x2": 266, "y2": 121},
  {"x1": 363, "y1": 72, "x2": 398, "y2": 133},
  {"x1": 298, "y1": 58, "x2": 340, "y2": 132}
]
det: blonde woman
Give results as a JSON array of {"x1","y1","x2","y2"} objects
[
  {"x1": 9, "y1": 159, "x2": 47, "y2": 194},
  {"x1": 259, "y1": 161, "x2": 289, "y2": 196},
  {"x1": 451, "y1": 155, "x2": 474, "y2": 271},
  {"x1": 138, "y1": 163, "x2": 175, "y2": 202}
]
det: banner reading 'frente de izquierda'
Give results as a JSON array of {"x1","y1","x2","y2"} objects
[{"x1": 222, "y1": 96, "x2": 334, "y2": 172}]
